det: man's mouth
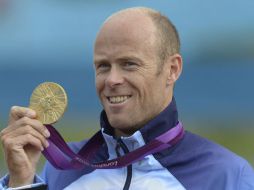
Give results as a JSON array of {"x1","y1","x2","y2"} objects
[{"x1": 107, "y1": 95, "x2": 131, "y2": 104}]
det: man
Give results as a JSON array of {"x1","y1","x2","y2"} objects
[{"x1": 1, "y1": 7, "x2": 254, "y2": 190}]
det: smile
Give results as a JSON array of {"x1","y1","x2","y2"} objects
[{"x1": 107, "y1": 95, "x2": 131, "y2": 104}]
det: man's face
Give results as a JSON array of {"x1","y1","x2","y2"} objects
[{"x1": 94, "y1": 14, "x2": 172, "y2": 136}]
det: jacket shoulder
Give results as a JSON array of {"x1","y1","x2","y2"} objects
[{"x1": 155, "y1": 131, "x2": 254, "y2": 190}]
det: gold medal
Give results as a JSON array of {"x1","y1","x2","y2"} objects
[{"x1": 29, "y1": 82, "x2": 68, "y2": 124}]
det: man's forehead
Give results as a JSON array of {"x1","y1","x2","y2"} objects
[
  {"x1": 104, "y1": 7, "x2": 154, "y2": 26},
  {"x1": 95, "y1": 10, "x2": 156, "y2": 47},
  {"x1": 103, "y1": 9, "x2": 155, "y2": 33}
]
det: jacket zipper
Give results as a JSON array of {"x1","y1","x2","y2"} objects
[{"x1": 115, "y1": 138, "x2": 133, "y2": 190}]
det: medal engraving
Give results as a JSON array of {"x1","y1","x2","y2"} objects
[{"x1": 29, "y1": 82, "x2": 67, "y2": 124}]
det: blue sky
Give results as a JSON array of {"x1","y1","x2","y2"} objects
[{"x1": 0, "y1": 0, "x2": 253, "y2": 68}]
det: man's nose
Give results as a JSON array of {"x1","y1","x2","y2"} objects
[{"x1": 105, "y1": 68, "x2": 124, "y2": 88}]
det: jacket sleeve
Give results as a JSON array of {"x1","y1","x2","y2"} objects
[
  {"x1": 238, "y1": 162, "x2": 254, "y2": 190},
  {"x1": 0, "y1": 174, "x2": 47, "y2": 190}
]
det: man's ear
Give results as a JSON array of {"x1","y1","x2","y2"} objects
[{"x1": 165, "y1": 54, "x2": 183, "y2": 86}]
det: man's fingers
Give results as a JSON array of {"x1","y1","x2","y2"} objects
[
  {"x1": 3, "y1": 133, "x2": 45, "y2": 152},
  {"x1": 1, "y1": 126, "x2": 49, "y2": 151},
  {"x1": 1, "y1": 117, "x2": 50, "y2": 151},
  {"x1": 8, "y1": 125, "x2": 49, "y2": 148},
  {"x1": 3, "y1": 117, "x2": 50, "y2": 139},
  {"x1": 15, "y1": 117, "x2": 50, "y2": 138},
  {"x1": 9, "y1": 106, "x2": 36, "y2": 123}
]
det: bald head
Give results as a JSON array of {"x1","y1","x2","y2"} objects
[
  {"x1": 94, "y1": 7, "x2": 182, "y2": 134},
  {"x1": 96, "y1": 7, "x2": 180, "y2": 71}
]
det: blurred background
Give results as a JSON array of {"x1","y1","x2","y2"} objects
[{"x1": 0, "y1": 0, "x2": 253, "y2": 176}]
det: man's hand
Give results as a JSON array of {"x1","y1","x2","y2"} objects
[{"x1": 0, "y1": 106, "x2": 50, "y2": 187}]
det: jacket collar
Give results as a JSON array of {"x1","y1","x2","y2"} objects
[{"x1": 100, "y1": 97, "x2": 178, "y2": 144}]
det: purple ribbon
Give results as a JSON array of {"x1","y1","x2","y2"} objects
[{"x1": 42, "y1": 122, "x2": 184, "y2": 170}]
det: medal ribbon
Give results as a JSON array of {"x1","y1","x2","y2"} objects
[{"x1": 42, "y1": 122, "x2": 184, "y2": 170}]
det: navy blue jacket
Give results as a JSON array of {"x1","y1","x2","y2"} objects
[{"x1": 1, "y1": 99, "x2": 254, "y2": 189}]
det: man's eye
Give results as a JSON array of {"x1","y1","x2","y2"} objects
[
  {"x1": 123, "y1": 62, "x2": 138, "y2": 68},
  {"x1": 97, "y1": 63, "x2": 110, "y2": 70}
]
